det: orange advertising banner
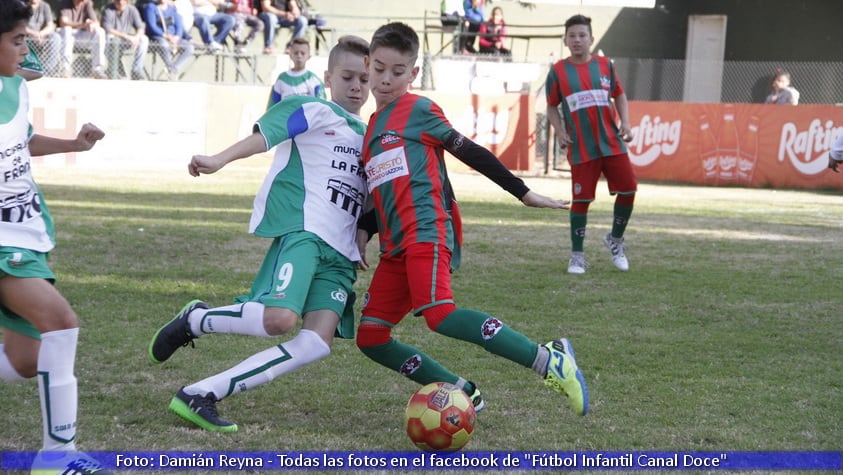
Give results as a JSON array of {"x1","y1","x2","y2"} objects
[{"x1": 627, "y1": 102, "x2": 843, "y2": 190}]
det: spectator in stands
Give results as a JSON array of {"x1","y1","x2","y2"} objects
[
  {"x1": 259, "y1": 0, "x2": 308, "y2": 55},
  {"x1": 764, "y1": 69, "x2": 799, "y2": 105},
  {"x1": 440, "y1": 0, "x2": 463, "y2": 28},
  {"x1": 102, "y1": 0, "x2": 148, "y2": 80},
  {"x1": 58, "y1": 0, "x2": 107, "y2": 78},
  {"x1": 459, "y1": 0, "x2": 484, "y2": 54},
  {"x1": 25, "y1": 0, "x2": 60, "y2": 76},
  {"x1": 191, "y1": 0, "x2": 236, "y2": 53},
  {"x1": 267, "y1": 37, "x2": 324, "y2": 108},
  {"x1": 477, "y1": 6, "x2": 510, "y2": 57},
  {"x1": 143, "y1": 0, "x2": 195, "y2": 80},
  {"x1": 226, "y1": 0, "x2": 263, "y2": 53}
]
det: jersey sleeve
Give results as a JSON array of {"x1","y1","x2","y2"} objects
[
  {"x1": 545, "y1": 63, "x2": 562, "y2": 107},
  {"x1": 254, "y1": 96, "x2": 316, "y2": 149},
  {"x1": 418, "y1": 98, "x2": 455, "y2": 146},
  {"x1": 609, "y1": 59, "x2": 624, "y2": 98}
]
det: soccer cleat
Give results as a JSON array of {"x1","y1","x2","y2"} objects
[
  {"x1": 603, "y1": 233, "x2": 629, "y2": 271},
  {"x1": 30, "y1": 451, "x2": 114, "y2": 475},
  {"x1": 543, "y1": 338, "x2": 589, "y2": 416},
  {"x1": 567, "y1": 253, "x2": 587, "y2": 274},
  {"x1": 148, "y1": 300, "x2": 207, "y2": 363},
  {"x1": 169, "y1": 387, "x2": 238, "y2": 432},
  {"x1": 465, "y1": 382, "x2": 485, "y2": 413}
]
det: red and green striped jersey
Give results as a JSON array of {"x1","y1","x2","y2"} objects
[
  {"x1": 545, "y1": 56, "x2": 627, "y2": 164},
  {"x1": 363, "y1": 93, "x2": 462, "y2": 267}
]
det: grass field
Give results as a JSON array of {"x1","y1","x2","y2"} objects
[{"x1": 1, "y1": 162, "x2": 841, "y2": 474}]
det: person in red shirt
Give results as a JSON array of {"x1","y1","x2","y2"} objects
[
  {"x1": 477, "y1": 6, "x2": 510, "y2": 57},
  {"x1": 545, "y1": 14, "x2": 636, "y2": 275},
  {"x1": 355, "y1": 21, "x2": 589, "y2": 417}
]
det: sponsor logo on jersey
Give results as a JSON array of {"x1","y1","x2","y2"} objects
[
  {"x1": 365, "y1": 148, "x2": 409, "y2": 191},
  {"x1": 325, "y1": 130, "x2": 335, "y2": 136},
  {"x1": 600, "y1": 75, "x2": 611, "y2": 90},
  {"x1": 380, "y1": 132, "x2": 401, "y2": 146},
  {"x1": 481, "y1": 317, "x2": 503, "y2": 340}
]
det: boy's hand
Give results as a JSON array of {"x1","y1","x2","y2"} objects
[
  {"x1": 75, "y1": 123, "x2": 105, "y2": 151},
  {"x1": 520, "y1": 190, "x2": 570, "y2": 209},
  {"x1": 188, "y1": 155, "x2": 225, "y2": 176},
  {"x1": 619, "y1": 124, "x2": 634, "y2": 142},
  {"x1": 355, "y1": 229, "x2": 370, "y2": 270}
]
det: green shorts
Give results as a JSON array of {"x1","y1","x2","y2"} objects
[
  {"x1": 235, "y1": 231, "x2": 357, "y2": 338},
  {"x1": 0, "y1": 247, "x2": 54, "y2": 340}
]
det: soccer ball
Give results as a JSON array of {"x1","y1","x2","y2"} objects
[{"x1": 404, "y1": 382, "x2": 476, "y2": 452}]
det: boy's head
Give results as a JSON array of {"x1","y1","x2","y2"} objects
[
  {"x1": 0, "y1": 0, "x2": 31, "y2": 77},
  {"x1": 324, "y1": 35, "x2": 370, "y2": 116},
  {"x1": 368, "y1": 22, "x2": 419, "y2": 109},
  {"x1": 563, "y1": 14, "x2": 593, "y2": 60},
  {"x1": 288, "y1": 38, "x2": 311, "y2": 70},
  {"x1": 771, "y1": 69, "x2": 791, "y2": 90}
]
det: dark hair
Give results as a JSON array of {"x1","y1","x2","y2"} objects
[
  {"x1": 328, "y1": 35, "x2": 369, "y2": 71},
  {"x1": 290, "y1": 37, "x2": 310, "y2": 48},
  {"x1": 370, "y1": 22, "x2": 419, "y2": 61},
  {"x1": 772, "y1": 68, "x2": 791, "y2": 81},
  {"x1": 0, "y1": 0, "x2": 32, "y2": 35},
  {"x1": 564, "y1": 14, "x2": 592, "y2": 35}
]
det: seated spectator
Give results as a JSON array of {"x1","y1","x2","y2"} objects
[
  {"x1": 173, "y1": 0, "x2": 195, "y2": 40},
  {"x1": 440, "y1": 0, "x2": 463, "y2": 28},
  {"x1": 226, "y1": 0, "x2": 264, "y2": 53},
  {"x1": 58, "y1": 0, "x2": 107, "y2": 78},
  {"x1": 459, "y1": 0, "x2": 484, "y2": 54},
  {"x1": 477, "y1": 6, "x2": 510, "y2": 57},
  {"x1": 765, "y1": 69, "x2": 800, "y2": 105},
  {"x1": 143, "y1": 0, "x2": 195, "y2": 80},
  {"x1": 102, "y1": 0, "x2": 149, "y2": 80},
  {"x1": 258, "y1": 0, "x2": 307, "y2": 55},
  {"x1": 191, "y1": 0, "x2": 236, "y2": 52},
  {"x1": 25, "y1": 0, "x2": 61, "y2": 76}
]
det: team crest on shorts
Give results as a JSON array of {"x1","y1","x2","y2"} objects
[{"x1": 481, "y1": 317, "x2": 503, "y2": 340}]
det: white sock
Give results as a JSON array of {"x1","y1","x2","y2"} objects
[
  {"x1": 0, "y1": 344, "x2": 29, "y2": 382},
  {"x1": 186, "y1": 329, "x2": 329, "y2": 399},
  {"x1": 191, "y1": 302, "x2": 270, "y2": 337},
  {"x1": 37, "y1": 328, "x2": 79, "y2": 451}
]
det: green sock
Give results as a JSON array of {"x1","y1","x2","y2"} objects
[
  {"x1": 434, "y1": 308, "x2": 538, "y2": 368},
  {"x1": 612, "y1": 203, "x2": 633, "y2": 238},
  {"x1": 570, "y1": 212, "x2": 587, "y2": 252},
  {"x1": 359, "y1": 339, "x2": 460, "y2": 387}
]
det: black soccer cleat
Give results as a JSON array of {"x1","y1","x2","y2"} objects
[{"x1": 148, "y1": 300, "x2": 207, "y2": 363}]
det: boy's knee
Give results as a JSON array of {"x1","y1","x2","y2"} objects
[
  {"x1": 262, "y1": 307, "x2": 299, "y2": 335},
  {"x1": 356, "y1": 322, "x2": 391, "y2": 349}
]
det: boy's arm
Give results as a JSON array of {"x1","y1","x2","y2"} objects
[
  {"x1": 188, "y1": 133, "x2": 267, "y2": 176},
  {"x1": 828, "y1": 133, "x2": 843, "y2": 173},
  {"x1": 613, "y1": 92, "x2": 633, "y2": 142},
  {"x1": 443, "y1": 130, "x2": 568, "y2": 209},
  {"x1": 29, "y1": 123, "x2": 104, "y2": 156},
  {"x1": 546, "y1": 104, "x2": 571, "y2": 150}
]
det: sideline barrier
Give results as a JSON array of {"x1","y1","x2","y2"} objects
[
  {"x1": 626, "y1": 102, "x2": 843, "y2": 190},
  {"x1": 26, "y1": 79, "x2": 843, "y2": 190}
]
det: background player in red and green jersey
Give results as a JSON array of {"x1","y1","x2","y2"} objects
[
  {"x1": 355, "y1": 21, "x2": 588, "y2": 416},
  {"x1": 546, "y1": 14, "x2": 637, "y2": 275}
]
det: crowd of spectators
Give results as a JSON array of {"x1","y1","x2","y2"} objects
[
  {"x1": 442, "y1": 0, "x2": 511, "y2": 59},
  {"x1": 23, "y1": 0, "x2": 320, "y2": 80}
]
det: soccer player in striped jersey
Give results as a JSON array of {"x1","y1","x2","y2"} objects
[
  {"x1": 355, "y1": 22, "x2": 589, "y2": 416},
  {"x1": 546, "y1": 14, "x2": 636, "y2": 275},
  {"x1": 0, "y1": 2, "x2": 111, "y2": 473},
  {"x1": 148, "y1": 35, "x2": 370, "y2": 432}
]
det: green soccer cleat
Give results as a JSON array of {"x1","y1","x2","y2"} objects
[
  {"x1": 465, "y1": 381, "x2": 485, "y2": 413},
  {"x1": 544, "y1": 338, "x2": 589, "y2": 416},
  {"x1": 148, "y1": 300, "x2": 207, "y2": 364},
  {"x1": 169, "y1": 387, "x2": 238, "y2": 432}
]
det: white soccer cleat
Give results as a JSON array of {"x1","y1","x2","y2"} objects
[
  {"x1": 567, "y1": 253, "x2": 587, "y2": 274},
  {"x1": 603, "y1": 233, "x2": 629, "y2": 271}
]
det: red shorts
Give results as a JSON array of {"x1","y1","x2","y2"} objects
[
  {"x1": 570, "y1": 153, "x2": 638, "y2": 202},
  {"x1": 361, "y1": 242, "x2": 455, "y2": 325}
]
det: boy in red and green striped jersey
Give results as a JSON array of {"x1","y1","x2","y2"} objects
[
  {"x1": 546, "y1": 14, "x2": 637, "y2": 275},
  {"x1": 355, "y1": 21, "x2": 589, "y2": 416}
]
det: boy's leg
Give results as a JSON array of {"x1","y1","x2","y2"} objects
[
  {"x1": 568, "y1": 160, "x2": 601, "y2": 274},
  {"x1": 602, "y1": 154, "x2": 638, "y2": 271}
]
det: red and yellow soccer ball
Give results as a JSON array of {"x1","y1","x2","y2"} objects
[{"x1": 404, "y1": 382, "x2": 477, "y2": 452}]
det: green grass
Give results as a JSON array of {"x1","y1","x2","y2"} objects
[{"x1": 1, "y1": 163, "x2": 841, "y2": 474}]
